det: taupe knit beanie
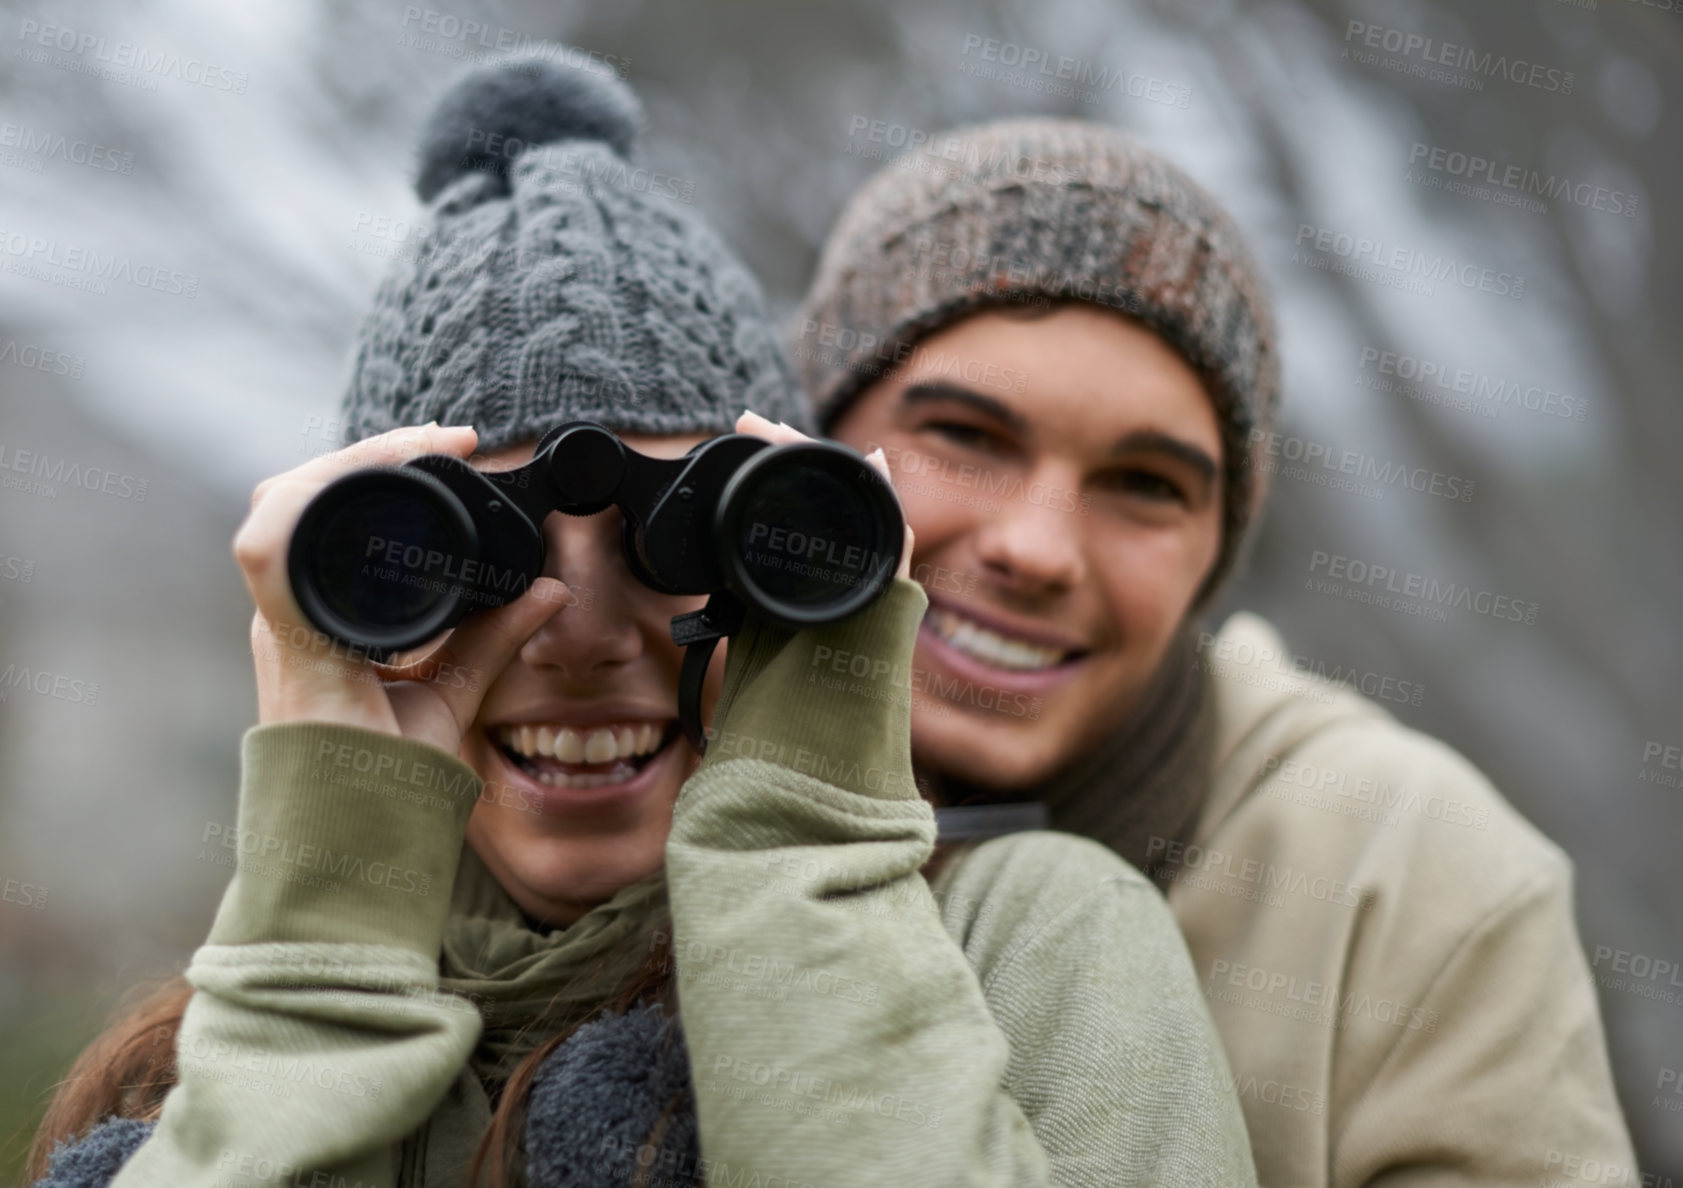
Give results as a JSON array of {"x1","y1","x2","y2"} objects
[{"x1": 793, "y1": 119, "x2": 1280, "y2": 602}]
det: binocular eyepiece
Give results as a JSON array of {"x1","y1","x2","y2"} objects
[{"x1": 286, "y1": 422, "x2": 905, "y2": 751}]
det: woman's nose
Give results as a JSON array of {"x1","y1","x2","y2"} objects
[{"x1": 515, "y1": 511, "x2": 646, "y2": 675}]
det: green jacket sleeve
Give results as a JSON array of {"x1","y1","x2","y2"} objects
[
  {"x1": 665, "y1": 575, "x2": 1258, "y2": 1187},
  {"x1": 109, "y1": 723, "x2": 486, "y2": 1188},
  {"x1": 929, "y1": 833, "x2": 1260, "y2": 1188}
]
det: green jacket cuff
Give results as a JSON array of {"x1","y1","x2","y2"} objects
[
  {"x1": 696, "y1": 575, "x2": 929, "y2": 801},
  {"x1": 205, "y1": 721, "x2": 482, "y2": 954}
]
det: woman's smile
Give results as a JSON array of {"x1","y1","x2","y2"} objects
[{"x1": 484, "y1": 717, "x2": 684, "y2": 817}]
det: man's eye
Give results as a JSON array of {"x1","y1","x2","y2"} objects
[
  {"x1": 925, "y1": 421, "x2": 1001, "y2": 451},
  {"x1": 1103, "y1": 469, "x2": 1188, "y2": 504}
]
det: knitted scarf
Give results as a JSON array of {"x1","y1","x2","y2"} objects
[
  {"x1": 403, "y1": 845, "x2": 696, "y2": 1188},
  {"x1": 920, "y1": 622, "x2": 1214, "y2": 889},
  {"x1": 438, "y1": 845, "x2": 672, "y2": 1087}
]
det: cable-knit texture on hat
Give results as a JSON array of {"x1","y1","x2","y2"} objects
[
  {"x1": 793, "y1": 119, "x2": 1279, "y2": 601},
  {"x1": 340, "y1": 57, "x2": 810, "y2": 452}
]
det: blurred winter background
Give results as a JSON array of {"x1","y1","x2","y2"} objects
[{"x1": 0, "y1": 0, "x2": 1678, "y2": 1179}]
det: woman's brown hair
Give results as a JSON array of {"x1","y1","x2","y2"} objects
[
  {"x1": 26, "y1": 934, "x2": 681, "y2": 1188},
  {"x1": 24, "y1": 975, "x2": 194, "y2": 1183}
]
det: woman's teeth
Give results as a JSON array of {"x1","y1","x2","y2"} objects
[
  {"x1": 496, "y1": 722, "x2": 665, "y2": 765},
  {"x1": 524, "y1": 762, "x2": 639, "y2": 790},
  {"x1": 927, "y1": 608, "x2": 1071, "y2": 672}
]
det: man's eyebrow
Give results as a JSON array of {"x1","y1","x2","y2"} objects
[
  {"x1": 1109, "y1": 430, "x2": 1218, "y2": 483},
  {"x1": 899, "y1": 382, "x2": 1029, "y2": 435},
  {"x1": 901, "y1": 381, "x2": 1218, "y2": 482}
]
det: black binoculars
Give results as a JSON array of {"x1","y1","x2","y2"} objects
[{"x1": 286, "y1": 422, "x2": 904, "y2": 751}]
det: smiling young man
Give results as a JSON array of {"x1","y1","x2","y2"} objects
[{"x1": 792, "y1": 118, "x2": 1637, "y2": 1188}]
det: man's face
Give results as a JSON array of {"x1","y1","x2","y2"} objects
[{"x1": 830, "y1": 304, "x2": 1224, "y2": 788}]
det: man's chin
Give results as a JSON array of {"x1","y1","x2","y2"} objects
[{"x1": 912, "y1": 708, "x2": 1070, "y2": 792}]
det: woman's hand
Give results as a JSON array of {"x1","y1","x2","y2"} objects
[
  {"x1": 233, "y1": 422, "x2": 570, "y2": 754},
  {"x1": 734, "y1": 410, "x2": 914, "y2": 580}
]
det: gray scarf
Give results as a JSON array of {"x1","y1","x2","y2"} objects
[{"x1": 397, "y1": 846, "x2": 697, "y2": 1188}]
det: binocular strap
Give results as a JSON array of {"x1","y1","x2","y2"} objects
[
  {"x1": 678, "y1": 639, "x2": 720, "y2": 757},
  {"x1": 670, "y1": 593, "x2": 747, "y2": 756}
]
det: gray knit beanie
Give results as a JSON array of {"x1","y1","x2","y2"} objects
[
  {"x1": 339, "y1": 55, "x2": 812, "y2": 451},
  {"x1": 793, "y1": 119, "x2": 1279, "y2": 602}
]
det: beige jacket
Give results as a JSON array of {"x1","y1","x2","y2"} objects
[{"x1": 1165, "y1": 612, "x2": 1634, "y2": 1188}]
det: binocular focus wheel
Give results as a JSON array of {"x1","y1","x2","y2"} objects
[{"x1": 545, "y1": 424, "x2": 627, "y2": 507}]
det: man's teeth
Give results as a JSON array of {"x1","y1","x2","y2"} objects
[
  {"x1": 928, "y1": 608, "x2": 1070, "y2": 671},
  {"x1": 495, "y1": 722, "x2": 666, "y2": 764}
]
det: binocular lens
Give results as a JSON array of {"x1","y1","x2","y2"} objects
[
  {"x1": 726, "y1": 447, "x2": 901, "y2": 622},
  {"x1": 289, "y1": 470, "x2": 478, "y2": 650},
  {"x1": 288, "y1": 429, "x2": 902, "y2": 663}
]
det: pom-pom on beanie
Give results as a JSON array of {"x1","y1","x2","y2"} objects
[{"x1": 340, "y1": 55, "x2": 811, "y2": 451}]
